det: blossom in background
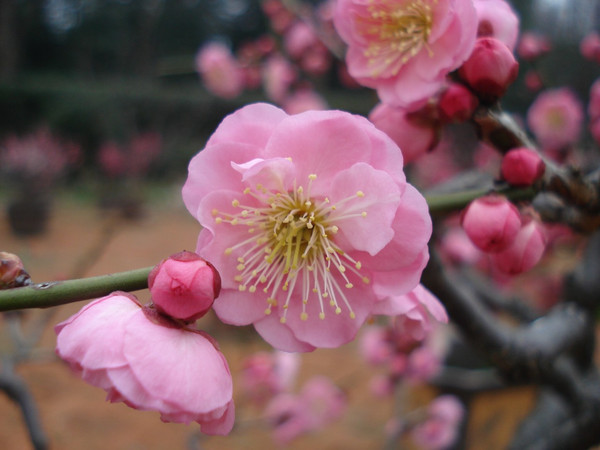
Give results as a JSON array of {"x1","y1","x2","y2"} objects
[
  {"x1": 490, "y1": 219, "x2": 547, "y2": 275},
  {"x1": 262, "y1": 54, "x2": 297, "y2": 103},
  {"x1": 369, "y1": 102, "x2": 440, "y2": 163},
  {"x1": 473, "y1": 0, "x2": 519, "y2": 51},
  {"x1": 182, "y1": 103, "x2": 432, "y2": 351},
  {"x1": 55, "y1": 292, "x2": 234, "y2": 435},
  {"x1": 97, "y1": 132, "x2": 162, "y2": 178},
  {"x1": 265, "y1": 376, "x2": 347, "y2": 444},
  {"x1": 240, "y1": 350, "x2": 300, "y2": 406},
  {"x1": 527, "y1": 88, "x2": 583, "y2": 152},
  {"x1": 333, "y1": 0, "x2": 478, "y2": 109},
  {"x1": 580, "y1": 31, "x2": 600, "y2": 63},
  {"x1": 412, "y1": 395, "x2": 465, "y2": 450},
  {"x1": 195, "y1": 42, "x2": 244, "y2": 99},
  {"x1": 516, "y1": 32, "x2": 551, "y2": 61},
  {"x1": 282, "y1": 88, "x2": 329, "y2": 115}
]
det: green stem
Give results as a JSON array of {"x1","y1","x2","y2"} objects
[
  {"x1": 426, "y1": 185, "x2": 536, "y2": 213},
  {"x1": 0, "y1": 267, "x2": 152, "y2": 312}
]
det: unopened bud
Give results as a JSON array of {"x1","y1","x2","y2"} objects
[
  {"x1": 490, "y1": 220, "x2": 547, "y2": 275},
  {"x1": 438, "y1": 83, "x2": 479, "y2": 123},
  {"x1": 459, "y1": 37, "x2": 518, "y2": 104},
  {"x1": 461, "y1": 196, "x2": 521, "y2": 253},
  {"x1": 0, "y1": 252, "x2": 31, "y2": 289},
  {"x1": 501, "y1": 147, "x2": 545, "y2": 187},
  {"x1": 148, "y1": 251, "x2": 221, "y2": 321}
]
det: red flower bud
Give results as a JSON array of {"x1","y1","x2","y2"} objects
[
  {"x1": 461, "y1": 196, "x2": 521, "y2": 253},
  {"x1": 459, "y1": 37, "x2": 519, "y2": 104},
  {"x1": 0, "y1": 252, "x2": 30, "y2": 289},
  {"x1": 438, "y1": 83, "x2": 479, "y2": 123},
  {"x1": 501, "y1": 147, "x2": 545, "y2": 186},
  {"x1": 490, "y1": 220, "x2": 547, "y2": 275},
  {"x1": 148, "y1": 251, "x2": 221, "y2": 321}
]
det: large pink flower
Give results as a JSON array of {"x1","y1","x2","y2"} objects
[
  {"x1": 55, "y1": 293, "x2": 234, "y2": 435},
  {"x1": 333, "y1": 0, "x2": 478, "y2": 109},
  {"x1": 182, "y1": 103, "x2": 432, "y2": 351}
]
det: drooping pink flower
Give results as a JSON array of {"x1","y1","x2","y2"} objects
[
  {"x1": 412, "y1": 395, "x2": 465, "y2": 450},
  {"x1": 148, "y1": 251, "x2": 221, "y2": 322},
  {"x1": 333, "y1": 0, "x2": 478, "y2": 109},
  {"x1": 501, "y1": 147, "x2": 545, "y2": 187},
  {"x1": 182, "y1": 103, "x2": 432, "y2": 351},
  {"x1": 55, "y1": 292, "x2": 234, "y2": 435},
  {"x1": 195, "y1": 42, "x2": 244, "y2": 99},
  {"x1": 474, "y1": 0, "x2": 520, "y2": 51},
  {"x1": 490, "y1": 219, "x2": 547, "y2": 275},
  {"x1": 265, "y1": 376, "x2": 346, "y2": 444},
  {"x1": 527, "y1": 88, "x2": 584, "y2": 151},
  {"x1": 580, "y1": 31, "x2": 600, "y2": 62},
  {"x1": 458, "y1": 37, "x2": 519, "y2": 104},
  {"x1": 369, "y1": 102, "x2": 439, "y2": 163},
  {"x1": 461, "y1": 195, "x2": 522, "y2": 253},
  {"x1": 517, "y1": 32, "x2": 551, "y2": 60}
]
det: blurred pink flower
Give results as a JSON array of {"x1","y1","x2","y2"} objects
[
  {"x1": 0, "y1": 128, "x2": 80, "y2": 184},
  {"x1": 405, "y1": 346, "x2": 441, "y2": 381},
  {"x1": 182, "y1": 103, "x2": 432, "y2": 351},
  {"x1": 262, "y1": 54, "x2": 297, "y2": 102},
  {"x1": 282, "y1": 89, "x2": 328, "y2": 114},
  {"x1": 266, "y1": 376, "x2": 346, "y2": 444},
  {"x1": 240, "y1": 351, "x2": 300, "y2": 406},
  {"x1": 527, "y1": 88, "x2": 584, "y2": 151},
  {"x1": 589, "y1": 78, "x2": 600, "y2": 121},
  {"x1": 369, "y1": 102, "x2": 440, "y2": 163},
  {"x1": 517, "y1": 32, "x2": 551, "y2": 60},
  {"x1": 580, "y1": 31, "x2": 600, "y2": 62},
  {"x1": 148, "y1": 251, "x2": 221, "y2": 322},
  {"x1": 524, "y1": 70, "x2": 544, "y2": 92},
  {"x1": 97, "y1": 133, "x2": 162, "y2": 178},
  {"x1": 474, "y1": 0, "x2": 520, "y2": 51},
  {"x1": 360, "y1": 326, "x2": 393, "y2": 365},
  {"x1": 55, "y1": 292, "x2": 234, "y2": 435},
  {"x1": 461, "y1": 195, "x2": 522, "y2": 253},
  {"x1": 196, "y1": 42, "x2": 244, "y2": 99},
  {"x1": 412, "y1": 395, "x2": 465, "y2": 450},
  {"x1": 440, "y1": 227, "x2": 483, "y2": 266},
  {"x1": 333, "y1": 0, "x2": 478, "y2": 109},
  {"x1": 282, "y1": 22, "x2": 331, "y2": 75}
]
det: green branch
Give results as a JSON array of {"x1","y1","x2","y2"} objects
[
  {"x1": 0, "y1": 267, "x2": 152, "y2": 312},
  {"x1": 426, "y1": 185, "x2": 536, "y2": 214}
]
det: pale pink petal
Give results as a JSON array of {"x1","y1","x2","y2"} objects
[{"x1": 254, "y1": 314, "x2": 316, "y2": 353}]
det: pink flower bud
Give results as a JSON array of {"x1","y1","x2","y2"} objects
[
  {"x1": 490, "y1": 220, "x2": 547, "y2": 275},
  {"x1": 501, "y1": 147, "x2": 545, "y2": 186},
  {"x1": 461, "y1": 196, "x2": 521, "y2": 253},
  {"x1": 459, "y1": 37, "x2": 519, "y2": 103},
  {"x1": 0, "y1": 252, "x2": 30, "y2": 289},
  {"x1": 438, "y1": 83, "x2": 479, "y2": 123},
  {"x1": 148, "y1": 251, "x2": 221, "y2": 321}
]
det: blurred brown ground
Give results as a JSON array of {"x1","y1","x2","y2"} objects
[{"x1": 0, "y1": 185, "x2": 536, "y2": 449}]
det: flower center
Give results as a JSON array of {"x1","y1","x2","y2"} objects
[
  {"x1": 212, "y1": 173, "x2": 370, "y2": 323},
  {"x1": 361, "y1": 0, "x2": 435, "y2": 76}
]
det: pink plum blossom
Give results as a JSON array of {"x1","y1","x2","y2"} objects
[
  {"x1": 474, "y1": 0, "x2": 520, "y2": 51},
  {"x1": 580, "y1": 32, "x2": 600, "y2": 62},
  {"x1": 490, "y1": 219, "x2": 547, "y2": 275},
  {"x1": 527, "y1": 88, "x2": 584, "y2": 151},
  {"x1": 333, "y1": 0, "x2": 478, "y2": 109},
  {"x1": 369, "y1": 102, "x2": 439, "y2": 163},
  {"x1": 182, "y1": 103, "x2": 432, "y2": 351},
  {"x1": 517, "y1": 32, "x2": 551, "y2": 60},
  {"x1": 461, "y1": 195, "x2": 521, "y2": 253},
  {"x1": 412, "y1": 395, "x2": 465, "y2": 450},
  {"x1": 458, "y1": 37, "x2": 519, "y2": 104},
  {"x1": 262, "y1": 54, "x2": 297, "y2": 103},
  {"x1": 195, "y1": 42, "x2": 244, "y2": 99},
  {"x1": 265, "y1": 376, "x2": 347, "y2": 444},
  {"x1": 282, "y1": 89, "x2": 328, "y2": 114},
  {"x1": 148, "y1": 251, "x2": 221, "y2": 322},
  {"x1": 501, "y1": 147, "x2": 545, "y2": 187},
  {"x1": 55, "y1": 292, "x2": 234, "y2": 435},
  {"x1": 240, "y1": 351, "x2": 300, "y2": 405}
]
